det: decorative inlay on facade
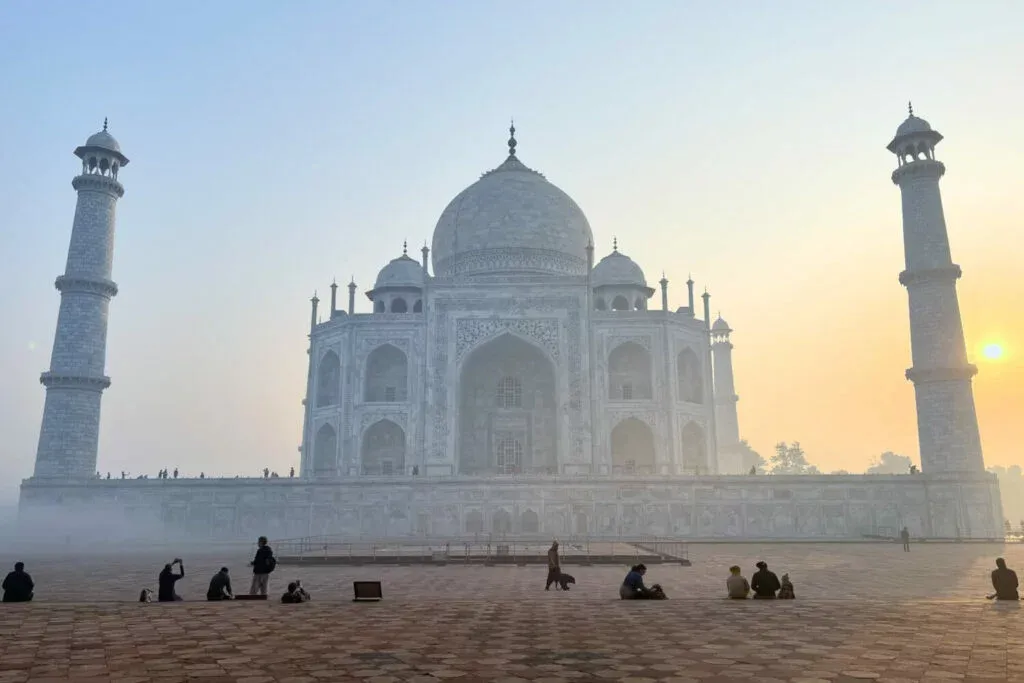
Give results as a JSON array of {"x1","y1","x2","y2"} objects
[
  {"x1": 455, "y1": 317, "x2": 560, "y2": 362},
  {"x1": 606, "y1": 335, "x2": 652, "y2": 352},
  {"x1": 359, "y1": 410, "x2": 409, "y2": 432}
]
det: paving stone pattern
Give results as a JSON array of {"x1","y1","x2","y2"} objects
[{"x1": 0, "y1": 543, "x2": 1021, "y2": 682}]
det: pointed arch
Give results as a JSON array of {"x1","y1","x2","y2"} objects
[
  {"x1": 413, "y1": 299, "x2": 423, "y2": 313},
  {"x1": 681, "y1": 421, "x2": 706, "y2": 473},
  {"x1": 458, "y1": 333, "x2": 557, "y2": 475},
  {"x1": 677, "y1": 347, "x2": 703, "y2": 403},
  {"x1": 365, "y1": 344, "x2": 408, "y2": 402},
  {"x1": 316, "y1": 351, "x2": 341, "y2": 407},
  {"x1": 312, "y1": 423, "x2": 337, "y2": 478},
  {"x1": 493, "y1": 509, "x2": 512, "y2": 534},
  {"x1": 608, "y1": 341, "x2": 652, "y2": 400},
  {"x1": 611, "y1": 295, "x2": 630, "y2": 311},
  {"x1": 466, "y1": 509, "x2": 484, "y2": 534},
  {"x1": 390, "y1": 297, "x2": 407, "y2": 313},
  {"x1": 521, "y1": 509, "x2": 540, "y2": 533},
  {"x1": 610, "y1": 417, "x2": 656, "y2": 474},
  {"x1": 374, "y1": 300, "x2": 386, "y2": 313},
  {"x1": 360, "y1": 419, "x2": 406, "y2": 475},
  {"x1": 595, "y1": 297, "x2": 607, "y2": 311}
]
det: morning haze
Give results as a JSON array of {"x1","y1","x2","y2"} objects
[{"x1": 1, "y1": 1, "x2": 1022, "y2": 503}]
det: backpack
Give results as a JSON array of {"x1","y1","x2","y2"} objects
[{"x1": 265, "y1": 552, "x2": 277, "y2": 573}]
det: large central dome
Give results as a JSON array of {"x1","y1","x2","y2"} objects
[{"x1": 431, "y1": 133, "x2": 594, "y2": 278}]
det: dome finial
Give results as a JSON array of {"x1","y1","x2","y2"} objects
[
  {"x1": 508, "y1": 118, "x2": 517, "y2": 157},
  {"x1": 908, "y1": 101, "x2": 914, "y2": 117},
  {"x1": 103, "y1": 117, "x2": 108, "y2": 132},
  {"x1": 613, "y1": 236, "x2": 618, "y2": 253},
  {"x1": 403, "y1": 239, "x2": 408, "y2": 255}
]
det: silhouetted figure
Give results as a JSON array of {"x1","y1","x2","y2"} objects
[
  {"x1": 413, "y1": 465, "x2": 419, "y2": 475},
  {"x1": 749, "y1": 466, "x2": 756, "y2": 475},
  {"x1": 281, "y1": 580, "x2": 310, "y2": 603},
  {"x1": 726, "y1": 565, "x2": 749, "y2": 599},
  {"x1": 199, "y1": 472, "x2": 205, "y2": 479},
  {"x1": 778, "y1": 573, "x2": 795, "y2": 599},
  {"x1": 544, "y1": 541, "x2": 560, "y2": 590},
  {"x1": 910, "y1": 464, "x2": 919, "y2": 474},
  {"x1": 990, "y1": 558, "x2": 1019, "y2": 601},
  {"x1": 263, "y1": 468, "x2": 270, "y2": 479},
  {"x1": 206, "y1": 567, "x2": 233, "y2": 601},
  {"x1": 249, "y1": 536, "x2": 276, "y2": 596},
  {"x1": 106, "y1": 472, "x2": 111, "y2": 480},
  {"x1": 121, "y1": 471, "x2": 126, "y2": 479},
  {"x1": 2, "y1": 562, "x2": 34, "y2": 602},
  {"x1": 158, "y1": 559, "x2": 185, "y2": 602},
  {"x1": 751, "y1": 561, "x2": 780, "y2": 599},
  {"x1": 289, "y1": 467, "x2": 295, "y2": 478},
  {"x1": 173, "y1": 468, "x2": 178, "y2": 479},
  {"x1": 619, "y1": 564, "x2": 665, "y2": 599},
  {"x1": 901, "y1": 526, "x2": 911, "y2": 552}
]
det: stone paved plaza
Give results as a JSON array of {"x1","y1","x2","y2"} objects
[{"x1": 0, "y1": 543, "x2": 1021, "y2": 682}]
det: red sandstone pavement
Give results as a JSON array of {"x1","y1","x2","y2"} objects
[{"x1": 0, "y1": 543, "x2": 1021, "y2": 682}]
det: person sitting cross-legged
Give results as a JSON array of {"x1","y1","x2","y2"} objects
[
  {"x1": 619, "y1": 564, "x2": 666, "y2": 599},
  {"x1": 206, "y1": 567, "x2": 234, "y2": 601},
  {"x1": 989, "y1": 558, "x2": 1019, "y2": 601},
  {"x1": 751, "y1": 561, "x2": 781, "y2": 599}
]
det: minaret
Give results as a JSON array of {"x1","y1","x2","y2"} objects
[
  {"x1": 659, "y1": 273, "x2": 668, "y2": 311},
  {"x1": 889, "y1": 104, "x2": 984, "y2": 473},
  {"x1": 33, "y1": 121, "x2": 128, "y2": 479},
  {"x1": 711, "y1": 315, "x2": 740, "y2": 458}
]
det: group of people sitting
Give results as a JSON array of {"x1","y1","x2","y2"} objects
[
  {"x1": 727, "y1": 561, "x2": 795, "y2": 599},
  {"x1": 144, "y1": 561, "x2": 312, "y2": 604}
]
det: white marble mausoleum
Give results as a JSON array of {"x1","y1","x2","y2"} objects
[{"x1": 19, "y1": 114, "x2": 1004, "y2": 541}]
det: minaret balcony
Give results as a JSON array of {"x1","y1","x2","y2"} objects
[
  {"x1": 898, "y1": 265, "x2": 961, "y2": 287},
  {"x1": 39, "y1": 372, "x2": 111, "y2": 391},
  {"x1": 71, "y1": 173, "x2": 124, "y2": 197},
  {"x1": 55, "y1": 275, "x2": 118, "y2": 298},
  {"x1": 905, "y1": 365, "x2": 978, "y2": 384}
]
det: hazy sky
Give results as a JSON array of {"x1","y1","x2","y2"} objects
[{"x1": 1, "y1": 1, "x2": 1022, "y2": 501}]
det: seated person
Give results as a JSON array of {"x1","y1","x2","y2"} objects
[
  {"x1": 620, "y1": 564, "x2": 658, "y2": 599},
  {"x1": 991, "y1": 558, "x2": 1019, "y2": 601},
  {"x1": 2, "y1": 562, "x2": 34, "y2": 603},
  {"x1": 207, "y1": 567, "x2": 234, "y2": 601},
  {"x1": 778, "y1": 573, "x2": 795, "y2": 599},
  {"x1": 281, "y1": 581, "x2": 311, "y2": 603},
  {"x1": 751, "y1": 561, "x2": 781, "y2": 599},
  {"x1": 726, "y1": 565, "x2": 750, "y2": 599},
  {"x1": 158, "y1": 558, "x2": 185, "y2": 602}
]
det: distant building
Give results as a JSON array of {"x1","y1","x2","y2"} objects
[{"x1": 20, "y1": 114, "x2": 1002, "y2": 541}]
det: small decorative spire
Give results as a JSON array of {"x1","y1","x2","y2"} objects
[
  {"x1": 312, "y1": 290, "x2": 319, "y2": 302},
  {"x1": 508, "y1": 119, "x2": 517, "y2": 157},
  {"x1": 403, "y1": 240, "x2": 408, "y2": 255},
  {"x1": 687, "y1": 272, "x2": 693, "y2": 283},
  {"x1": 103, "y1": 117, "x2": 108, "y2": 132},
  {"x1": 908, "y1": 101, "x2": 914, "y2": 117},
  {"x1": 612, "y1": 236, "x2": 618, "y2": 253}
]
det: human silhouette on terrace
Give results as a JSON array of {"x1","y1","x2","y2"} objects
[
  {"x1": 751, "y1": 561, "x2": 780, "y2": 599},
  {"x1": 2, "y1": 562, "x2": 34, "y2": 602}
]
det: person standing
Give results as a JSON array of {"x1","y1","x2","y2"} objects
[
  {"x1": 990, "y1": 558, "x2": 1019, "y2": 601},
  {"x1": 207, "y1": 567, "x2": 234, "y2": 601},
  {"x1": 2, "y1": 562, "x2": 34, "y2": 602},
  {"x1": 249, "y1": 536, "x2": 276, "y2": 596},
  {"x1": 544, "y1": 541, "x2": 560, "y2": 591},
  {"x1": 158, "y1": 559, "x2": 185, "y2": 602},
  {"x1": 751, "y1": 561, "x2": 780, "y2": 599},
  {"x1": 901, "y1": 526, "x2": 911, "y2": 552}
]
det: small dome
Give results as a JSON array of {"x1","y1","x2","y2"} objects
[
  {"x1": 85, "y1": 129, "x2": 121, "y2": 153},
  {"x1": 895, "y1": 114, "x2": 932, "y2": 138},
  {"x1": 592, "y1": 249, "x2": 646, "y2": 287},
  {"x1": 374, "y1": 254, "x2": 423, "y2": 289},
  {"x1": 712, "y1": 316, "x2": 731, "y2": 332}
]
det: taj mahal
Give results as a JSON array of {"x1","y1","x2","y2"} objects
[{"x1": 19, "y1": 110, "x2": 1003, "y2": 541}]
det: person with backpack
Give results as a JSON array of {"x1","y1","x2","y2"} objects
[{"x1": 248, "y1": 536, "x2": 276, "y2": 596}]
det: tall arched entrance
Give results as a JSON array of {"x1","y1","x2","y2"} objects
[
  {"x1": 361, "y1": 419, "x2": 406, "y2": 475},
  {"x1": 681, "y1": 421, "x2": 707, "y2": 473},
  {"x1": 610, "y1": 417, "x2": 656, "y2": 474},
  {"x1": 458, "y1": 333, "x2": 557, "y2": 475}
]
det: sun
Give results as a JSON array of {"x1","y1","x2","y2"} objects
[{"x1": 981, "y1": 343, "x2": 1005, "y2": 361}]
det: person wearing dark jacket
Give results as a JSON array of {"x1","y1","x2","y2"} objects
[
  {"x1": 158, "y1": 559, "x2": 185, "y2": 602},
  {"x1": 249, "y1": 536, "x2": 276, "y2": 596},
  {"x1": 990, "y1": 558, "x2": 1019, "y2": 600},
  {"x1": 2, "y1": 562, "x2": 34, "y2": 602},
  {"x1": 751, "y1": 561, "x2": 781, "y2": 599},
  {"x1": 207, "y1": 567, "x2": 234, "y2": 600}
]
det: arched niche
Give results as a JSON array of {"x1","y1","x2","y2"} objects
[
  {"x1": 312, "y1": 423, "x2": 337, "y2": 478},
  {"x1": 365, "y1": 344, "x2": 408, "y2": 402},
  {"x1": 610, "y1": 417, "x2": 656, "y2": 474},
  {"x1": 677, "y1": 347, "x2": 703, "y2": 403},
  {"x1": 391, "y1": 297, "x2": 408, "y2": 313},
  {"x1": 681, "y1": 421, "x2": 706, "y2": 473},
  {"x1": 361, "y1": 419, "x2": 406, "y2": 475},
  {"x1": 458, "y1": 333, "x2": 557, "y2": 475},
  {"x1": 521, "y1": 509, "x2": 540, "y2": 533},
  {"x1": 608, "y1": 341, "x2": 652, "y2": 400},
  {"x1": 316, "y1": 351, "x2": 341, "y2": 408}
]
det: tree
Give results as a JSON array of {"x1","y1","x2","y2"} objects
[
  {"x1": 866, "y1": 451, "x2": 914, "y2": 475},
  {"x1": 769, "y1": 442, "x2": 820, "y2": 475}
]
